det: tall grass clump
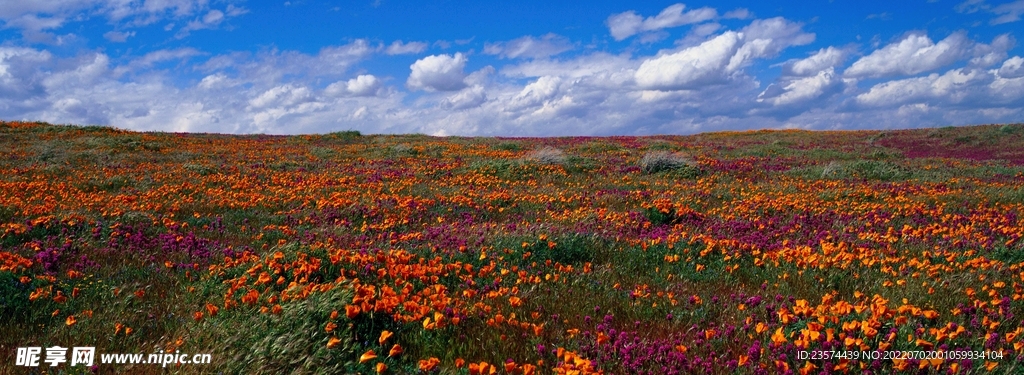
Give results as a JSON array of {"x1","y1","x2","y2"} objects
[
  {"x1": 639, "y1": 151, "x2": 700, "y2": 176},
  {"x1": 523, "y1": 146, "x2": 567, "y2": 165},
  {"x1": 200, "y1": 284, "x2": 356, "y2": 374}
]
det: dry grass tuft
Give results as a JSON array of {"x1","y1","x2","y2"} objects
[
  {"x1": 523, "y1": 146, "x2": 567, "y2": 165},
  {"x1": 639, "y1": 151, "x2": 698, "y2": 174}
]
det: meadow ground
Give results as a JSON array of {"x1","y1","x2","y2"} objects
[{"x1": 1, "y1": 120, "x2": 1023, "y2": 374}]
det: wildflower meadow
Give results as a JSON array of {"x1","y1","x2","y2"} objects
[{"x1": 1, "y1": 120, "x2": 1023, "y2": 374}]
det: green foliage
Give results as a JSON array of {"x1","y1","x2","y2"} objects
[
  {"x1": 0, "y1": 272, "x2": 35, "y2": 323},
  {"x1": 310, "y1": 146, "x2": 337, "y2": 159},
  {"x1": 525, "y1": 233, "x2": 603, "y2": 266},
  {"x1": 494, "y1": 141, "x2": 523, "y2": 151},
  {"x1": 989, "y1": 244, "x2": 1024, "y2": 265},
  {"x1": 562, "y1": 156, "x2": 598, "y2": 174},
  {"x1": 77, "y1": 175, "x2": 135, "y2": 193},
  {"x1": 184, "y1": 163, "x2": 218, "y2": 176},
  {"x1": 643, "y1": 207, "x2": 676, "y2": 226},
  {"x1": 209, "y1": 285, "x2": 356, "y2": 374},
  {"x1": 470, "y1": 159, "x2": 524, "y2": 179},
  {"x1": 644, "y1": 139, "x2": 677, "y2": 151},
  {"x1": 998, "y1": 123, "x2": 1022, "y2": 135},
  {"x1": 323, "y1": 130, "x2": 362, "y2": 143},
  {"x1": 803, "y1": 159, "x2": 910, "y2": 181},
  {"x1": 639, "y1": 151, "x2": 702, "y2": 177},
  {"x1": 845, "y1": 160, "x2": 908, "y2": 180},
  {"x1": 0, "y1": 205, "x2": 16, "y2": 222}
]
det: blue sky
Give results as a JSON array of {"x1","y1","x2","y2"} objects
[{"x1": 1, "y1": 1, "x2": 1023, "y2": 136}]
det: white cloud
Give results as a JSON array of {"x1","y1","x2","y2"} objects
[
  {"x1": 757, "y1": 68, "x2": 844, "y2": 108},
  {"x1": 325, "y1": 74, "x2": 382, "y2": 97},
  {"x1": 635, "y1": 18, "x2": 812, "y2": 91},
  {"x1": 723, "y1": 8, "x2": 752, "y2": 19},
  {"x1": 845, "y1": 32, "x2": 970, "y2": 78},
  {"x1": 997, "y1": 56, "x2": 1024, "y2": 78},
  {"x1": 176, "y1": 9, "x2": 229, "y2": 37},
  {"x1": 0, "y1": 47, "x2": 52, "y2": 112},
  {"x1": 635, "y1": 31, "x2": 743, "y2": 90},
  {"x1": 0, "y1": 0, "x2": 246, "y2": 34},
  {"x1": 102, "y1": 30, "x2": 135, "y2": 42},
  {"x1": 248, "y1": 84, "x2": 314, "y2": 109},
  {"x1": 969, "y1": 34, "x2": 1015, "y2": 67},
  {"x1": 738, "y1": 17, "x2": 816, "y2": 57},
  {"x1": 956, "y1": 0, "x2": 989, "y2": 13},
  {"x1": 501, "y1": 52, "x2": 635, "y2": 80},
  {"x1": 2, "y1": 12, "x2": 1023, "y2": 137},
  {"x1": 782, "y1": 47, "x2": 847, "y2": 76},
  {"x1": 407, "y1": 53, "x2": 468, "y2": 92},
  {"x1": 607, "y1": 3, "x2": 717, "y2": 41},
  {"x1": 442, "y1": 85, "x2": 487, "y2": 110},
  {"x1": 198, "y1": 73, "x2": 230, "y2": 90},
  {"x1": 853, "y1": 68, "x2": 1006, "y2": 108},
  {"x1": 483, "y1": 34, "x2": 573, "y2": 59},
  {"x1": 385, "y1": 40, "x2": 428, "y2": 55},
  {"x1": 991, "y1": 0, "x2": 1024, "y2": 24},
  {"x1": 134, "y1": 48, "x2": 202, "y2": 68}
]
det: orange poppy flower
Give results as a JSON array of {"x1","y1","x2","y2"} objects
[
  {"x1": 379, "y1": 330, "x2": 393, "y2": 345},
  {"x1": 418, "y1": 357, "x2": 440, "y2": 371},
  {"x1": 359, "y1": 350, "x2": 377, "y2": 363},
  {"x1": 388, "y1": 344, "x2": 403, "y2": 357}
]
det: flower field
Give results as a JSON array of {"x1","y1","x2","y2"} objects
[{"x1": 1, "y1": 120, "x2": 1024, "y2": 374}]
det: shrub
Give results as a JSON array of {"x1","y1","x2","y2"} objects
[
  {"x1": 494, "y1": 141, "x2": 522, "y2": 151},
  {"x1": 523, "y1": 146, "x2": 566, "y2": 165},
  {"x1": 184, "y1": 163, "x2": 218, "y2": 176},
  {"x1": 639, "y1": 151, "x2": 700, "y2": 175},
  {"x1": 999, "y1": 123, "x2": 1022, "y2": 134},
  {"x1": 324, "y1": 130, "x2": 362, "y2": 143}
]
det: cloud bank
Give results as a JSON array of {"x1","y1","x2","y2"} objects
[{"x1": 0, "y1": 2, "x2": 1022, "y2": 136}]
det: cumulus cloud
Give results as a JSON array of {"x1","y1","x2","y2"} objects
[
  {"x1": 503, "y1": 76, "x2": 564, "y2": 113},
  {"x1": 0, "y1": 47, "x2": 52, "y2": 112},
  {"x1": 197, "y1": 73, "x2": 231, "y2": 90},
  {"x1": 635, "y1": 18, "x2": 813, "y2": 91},
  {"x1": 997, "y1": 56, "x2": 1024, "y2": 78},
  {"x1": 442, "y1": 85, "x2": 487, "y2": 110},
  {"x1": 757, "y1": 68, "x2": 846, "y2": 114},
  {"x1": 845, "y1": 32, "x2": 970, "y2": 78},
  {"x1": 407, "y1": 53, "x2": 468, "y2": 92},
  {"x1": 607, "y1": 3, "x2": 717, "y2": 41},
  {"x1": 385, "y1": 40, "x2": 428, "y2": 55},
  {"x1": 969, "y1": 34, "x2": 1015, "y2": 67},
  {"x1": 3, "y1": 7, "x2": 1024, "y2": 137},
  {"x1": 849, "y1": 67, "x2": 1023, "y2": 109},
  {"x1": 781, "y1": 47, "x2": 848, "y2": 76},
  {"x1": 635, "y1": 32, "x2": 743, "y2": 90},
  {"x1": 738, "y1": 18, "x2": 816, "y2": 57},
  {"x1": 483, "y1": 33, "x2": 573, "y2": 59},
  {"x1": 248, "y1": 84, "x2": 314, "y2": 109},
  {"x1": 325, "y1": 74, "x2": 382, "y2": 97}
]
